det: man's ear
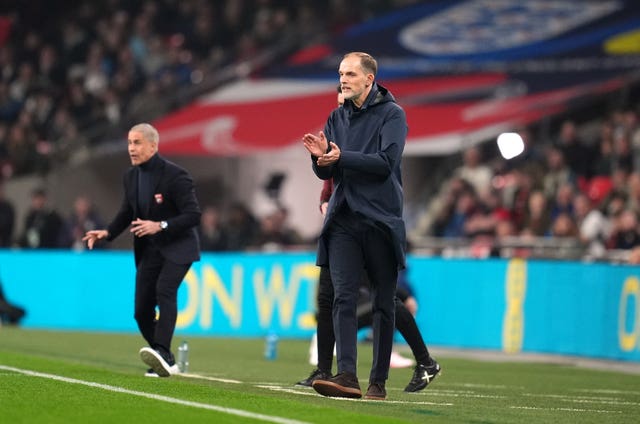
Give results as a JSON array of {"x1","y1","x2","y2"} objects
[{"x1": 366, "y1": 74, "x2": 374, "y2": 87}]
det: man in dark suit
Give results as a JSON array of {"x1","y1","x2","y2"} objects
[
  {"x1": 302, "y1": 52, "x2": 407, "y2": 400},
  {"x1": 83, "y1": 123, "x2": 201, "y2": 377}
]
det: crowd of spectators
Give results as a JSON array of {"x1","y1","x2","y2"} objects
[
  {"x1": 6, "y1": 107, "x2": 640, "y2": 261},
  {"x1": 411, "y1": 109, "x2": 640, "y2": 261},
  {"x1": 0, "y1": 0, "x2": 419, "y2": 252},
  {"x1": 0, "y1": 0, "x2": 418, "y2": 177},
  {"x1": 0, "y1": 184, "x2": 305, "y2": 252}
]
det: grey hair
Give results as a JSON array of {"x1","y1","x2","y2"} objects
[
  {"x1": 343, "y1": 52, "x2": 377, "y2": 76},
  {"x1": 130, "y1": 123, "x2": 159, "y2": 144}
]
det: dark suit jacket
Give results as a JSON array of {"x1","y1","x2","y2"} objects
[{"x1": 106, "y1": 154, "x2": 201, "y2": 266}]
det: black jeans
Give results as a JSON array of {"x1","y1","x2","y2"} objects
[
  {"x1": 327, "y1": 209, "x2": 397, "y2": 384},
  {"x1": 134, "y1": 245, "x2": 191, "y2": 362}
]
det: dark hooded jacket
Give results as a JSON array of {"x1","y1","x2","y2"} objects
[{"x1": 312, "y1": 82, "x2": 407, "y2": 269}]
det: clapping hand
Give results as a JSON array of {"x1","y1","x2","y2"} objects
[{"x1": 302, "y1": 131, "x2": 328, "y2": 157}]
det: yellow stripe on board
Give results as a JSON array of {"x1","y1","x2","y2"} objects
[{"x1": 502, "y1": 258, "x2": 527, "y2": 354}]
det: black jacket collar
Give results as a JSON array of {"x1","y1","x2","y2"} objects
[{"x1": 138, "y1": 153, "x2": 161, "y2": 172}]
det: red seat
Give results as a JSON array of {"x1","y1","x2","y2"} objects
[{"x1": 587, "y1": 176, "x2": 613, "y2": 205}]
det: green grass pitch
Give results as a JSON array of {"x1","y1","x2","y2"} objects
[{"x1": 1, "y1": 328, "x2": 639, "y2": 423}]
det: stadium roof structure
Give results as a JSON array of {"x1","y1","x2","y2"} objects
[{"x1": 154, "y1": 0, "x2": 640, "y2": 157}]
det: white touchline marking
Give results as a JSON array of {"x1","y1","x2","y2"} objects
[
  {"x1": 254, "y1": 385, "x2": 454, "y2": 406},
  {"x1": 0, "y1": 365, "x2": 309, "y2": 424},
  {"x1": 255, "y1": 385, "x2": 321, "y2": 397},
  {"x1": 424, "y1": 391, "x2": 505, "y2": 399},
  {"x1": 522, "y1": 393, "x2": 640, "y2": 406},
  {"x1": 179, "y1": 372, "x2": 242, "y2": 384},
  {"x1": 449, "y1": 383, "x2": 522, "y2": 390},
  {"x1": 576, "y1": 388, "x2": 640, "y2": 396},
  {"x1": 510, "y1": 406, "x2": 621, "y2": 414}
]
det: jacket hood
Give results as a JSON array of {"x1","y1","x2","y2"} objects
[{"x1": 345, "y1": 82, "x2": 396, "y2": 112}]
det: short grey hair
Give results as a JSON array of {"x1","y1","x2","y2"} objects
[
  {"x1": 130, "y1": 123, "x2": 159, "y2": 144},
  {"x1": 343, "y1": 52, "x2": 377, "y2": 76}
]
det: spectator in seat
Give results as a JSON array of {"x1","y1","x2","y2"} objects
[
  {"x1": 608, "y1": 209, "x2": 640, "y2": 250},
  {"x1": 453, "y1": 146, "x2": 492, "y2": 198},
  {"x1": 553, "y1": 120, "x2": 593, "y2": 179},
  {"x1": 65, "y1": 194, "x2": 105, "y2": 250},
  {"x1": 0, "y1": 180, "x2": 15, "y2": 246},
  {"x1": 521, "y1": 190, "x2": 552, "y2": 237},
  {"x1": 19, "y1": 187, "x2": 66, "y2": 248},
  {"x1": 572, "y1": 192, "x2": 610, "y2": 258},
  {"x1": 198, "y1": 205, "x2": 228, "y2": 252}
]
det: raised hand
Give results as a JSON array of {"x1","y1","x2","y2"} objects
[{"x1": 302, "y1": 131, "x2": 329, "y2": 157}]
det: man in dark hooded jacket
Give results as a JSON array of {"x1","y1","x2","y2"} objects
[{"x1": 302, "y1": 51, "x2": 407, "y2": 400}]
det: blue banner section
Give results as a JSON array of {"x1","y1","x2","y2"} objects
[
  {"x1": 408, "y1": 258, "x2": 640, "y2": 361},
  {"x1": 1, "y1": 250, "x2": 639, "y2": 362},
  {"x1": 267, "y1": 0, "x2": 640, "y2": 80},
  {"x1": 175, "y1": 252, "x2": 319, "y2": 337}
]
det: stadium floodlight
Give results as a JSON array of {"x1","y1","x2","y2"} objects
[{"x1": 496, "y1": 132, "x2": 524, "y2": 160}]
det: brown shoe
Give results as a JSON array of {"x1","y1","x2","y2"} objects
[
  {"x1": 312, "y1": 372, "x2": 362, "y2": 398},
  {"x1": 364, "y1": 383, "x2": 387, "y2": 400}
]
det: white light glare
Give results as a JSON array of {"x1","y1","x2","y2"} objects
[{"x1": 497, "y1": 132, "x2": 524, "y2": 160}]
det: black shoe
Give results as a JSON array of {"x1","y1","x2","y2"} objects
[
  {"x1": 364, "y1": 383, "x2": 386, "y2": 400},
  {"x1": 139, "y1": 347, "x2": 175, "y2": 377},
  {"x1": 295, "y1": 369, "x2": 331, "y2": 387},
  {"x1": 312, "y1": 372, "x2": 362, "y2": 398},
  {"x1": 144, "y1": 368, "x2": 159, "y2": 378},
  {"x1": 404, "y1": 360, "x2": 441, "y2": 393}
]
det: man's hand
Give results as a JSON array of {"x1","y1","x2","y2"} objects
[
  {"x1": 320, "y1": 202, "x2": 329, "y2": 217},
  {"x1": 302, "y1": 131, "x2": 329, "y2": 157},
  {"x1": 130, "y1": 218, "x2": 162, "y2": 238},
  {"x1": 82, "y1": 229, "x2": 109, "y2": 250},
  {"x1": 316, "y1": 141, "x2": 340, "y2": 166},
  {"x1": 404, "y1": 296, "x2": 418, "y2": 316}
]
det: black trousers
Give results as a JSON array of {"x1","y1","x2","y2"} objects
[
  {"x1": 134, "y1": 245, "x2": 191, "y2": 362},
  {"x1": 0, "y1": 283, "x2": 26, "y2": 324},
  {"x1": 326, "y1": 209, "x2": 398, "y2": 384},
  {"x1": 315, "y1": 267, "x2": 431, "y2": 374}
]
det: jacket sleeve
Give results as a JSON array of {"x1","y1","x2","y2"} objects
[{"x1": 163, "y1": 168, "x2": 201, "y2": 235}]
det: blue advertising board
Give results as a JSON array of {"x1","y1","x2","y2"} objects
[{"x1": 1, "y1": 251, "x2": 638, "y2": 362}]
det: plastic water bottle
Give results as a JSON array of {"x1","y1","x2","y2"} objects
[
  {"x1": 264, "y1": 332, "x2": 278, "y2": 360},
  {"x1": 177, "y1": 340, "x2": 189, "y2": 373}
]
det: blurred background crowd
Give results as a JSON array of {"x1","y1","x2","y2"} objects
[
  {"x1": 1, "y1": 0, "x2": 640, "y2": 263},
  {"x1": 0, "y1": 0, "x2": 416, "y2": 177}
]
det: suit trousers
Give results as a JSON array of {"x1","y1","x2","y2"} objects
[
  {"x1": 327, "y1": 208, "x2": 398, "y2": 384},
  {"x1": 315, "y1": 272, "x2": 430, "y2": 374},
  {"x1": 316, "y1": 266, "x2": 335, "y2": 373},
  {"x1": 134, "y1": 243, "x2": 191, "y2": 361}
]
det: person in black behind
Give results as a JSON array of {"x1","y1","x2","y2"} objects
[
  {"x1": 83, "y1": 123, "x2": 201, "y2": 377},
  {"x1": 19, "y1": 187, "x2": 66, "y2": 248},
  {"x1": 0, "y1": 181, "x2": 15, "y2": 247},
  {"x1": 0, "y1": 277, "x2": 26, "y2": 325}
]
